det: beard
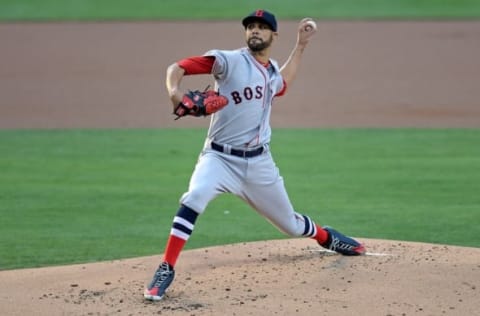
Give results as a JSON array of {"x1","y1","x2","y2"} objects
[{"x1": 247, "y1": 34, "x2": 273, "y2": 52}]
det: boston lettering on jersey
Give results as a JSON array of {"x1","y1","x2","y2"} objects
[{"x1": 230, "y1": 85, "x2": 264, "y2": 104}]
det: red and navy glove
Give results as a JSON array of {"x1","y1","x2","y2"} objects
[{"x1": 173, "y1": 88, "x2": 229, "y2": 120}]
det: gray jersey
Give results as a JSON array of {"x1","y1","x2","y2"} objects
[{"x1": 203, "y1": 48, "x2": 284, "y2": 149}]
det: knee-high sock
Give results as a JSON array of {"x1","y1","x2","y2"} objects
[
  {"x1": 301, "y1": 214, "x2": 329, "y2": 245},
  {"x1": 162, "y1": 204, "x2": 199, "y2": 267}
]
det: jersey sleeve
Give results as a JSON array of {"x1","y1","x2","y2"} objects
[
  {"x1": 204, "y1": 49, "x2": 229, "y2": 80},
  {"x1": 177, "y1": 56, "x2": 215, "y2": 75}
]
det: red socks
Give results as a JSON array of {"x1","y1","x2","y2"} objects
[
  {"x1": 313, "y1": 224, "x2": 329, "y2": 245},
  {"x1": 162, "y1": 204, "x2": 199, "y2": 268},
  {"x1": 163, "y1": 235, "x2": 186, "y2": 267}
]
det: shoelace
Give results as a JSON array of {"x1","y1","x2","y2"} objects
[
  {"x1": 329, "y1": 235, "x2": 354, "y2": 252},
  {"x1": 154, "y1": 263, "x2": 172, "y2": 287}
]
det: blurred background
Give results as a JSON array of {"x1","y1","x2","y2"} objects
[{"x1": 1, "y1": 0, "x2": 480, "y2": 128}]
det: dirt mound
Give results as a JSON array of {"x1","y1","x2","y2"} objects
[{"x1": 1, "y1": 238, "x2": 479, "y2": 316}]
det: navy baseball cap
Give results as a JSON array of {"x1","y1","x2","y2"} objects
[{"x1": 242, "y1": 9, "x2": 277, "y2": 32}]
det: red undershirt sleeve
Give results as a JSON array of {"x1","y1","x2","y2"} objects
[
  {"x1": 275, "y1": 79, "x2": 287, "y2": 97},
  {"x1": 177, "y1": 56, "x2": 215, "y2": 75}
]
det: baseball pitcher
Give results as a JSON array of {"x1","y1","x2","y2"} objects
[{"x1": 144, "y1": 9, "x2": 366, "y2": 301}]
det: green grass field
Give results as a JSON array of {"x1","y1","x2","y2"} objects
[
  {"x1": 1, "y1": 129, "x2": 479, "y2": 270},
  {"x1": 1, "y1": 0, "x2": 480, "y2": 21}
]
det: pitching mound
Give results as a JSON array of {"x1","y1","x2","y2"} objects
[{"x1": 1, "y1": 238, "x2": 478, "y2": 316}]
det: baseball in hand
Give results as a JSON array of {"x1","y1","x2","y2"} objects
[{"x1": 304, "y1": 20, "x2": 317, "y2": 32}]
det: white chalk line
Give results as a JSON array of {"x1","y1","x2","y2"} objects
[{"x1": 308, "y1": 249, "x2": 393, "y2": 257}]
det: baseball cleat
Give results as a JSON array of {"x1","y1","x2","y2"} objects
[
  {"x1": 144, "y1": 262, "x2": 175, "y2": 301},
  {"x1": 320, "y1": 227, "x2": 366, "y2": 256}
]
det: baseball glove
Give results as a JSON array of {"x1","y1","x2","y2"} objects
[{"x1": 173, "y1": 87, "x2": 229, "y2": 120}]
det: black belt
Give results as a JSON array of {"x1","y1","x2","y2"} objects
[{"x1": 211, "y1": 142, "x2": 264, "y2": 158}]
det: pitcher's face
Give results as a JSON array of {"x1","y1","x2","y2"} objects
[{"x1": 245, "y1": 22, "x2": 275, "y2": 52}]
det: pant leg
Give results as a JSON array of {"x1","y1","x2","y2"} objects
[
  {"x1": 241, "y1": 152, "x2": 310, "y2": 237},
  {"x1": 180, "y1": 150, "x2": 244, "y2": 214}
]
